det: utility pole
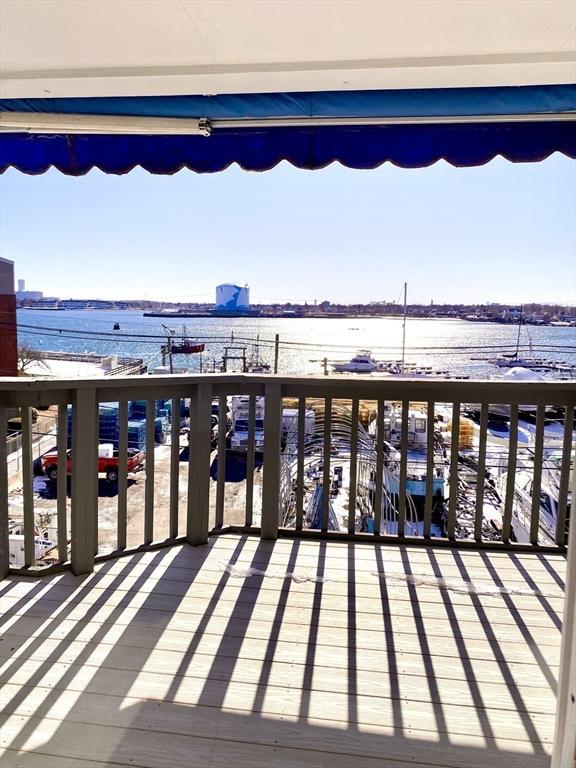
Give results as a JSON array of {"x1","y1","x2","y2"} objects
[
  {"x1": 401, "y1": 282, "x2": 407, "y2": 374},
  {"x1": 161, "y1": 325, "x2": 174, "y2": 373},
  {"x1": 274, "y1": 334, "x2": 280, "y2": 374}
]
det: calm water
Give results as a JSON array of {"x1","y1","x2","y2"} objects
[{"x1": 17, "y1": 309, "x2": 576, "y2": 378}]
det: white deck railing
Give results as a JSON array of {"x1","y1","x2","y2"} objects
[{"x1": 1, "y1": 374, "x2": 574, "y2": 578}]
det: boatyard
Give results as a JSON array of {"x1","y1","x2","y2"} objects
[
  {"x1": 2, "y1": 1, "x2": 576, "y2": 766},
  {"x1": 5, "y1": 382, "x2": 574, "y2": 571}
]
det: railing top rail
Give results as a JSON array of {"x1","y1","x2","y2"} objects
[{"x1": 1, "y1": 372, "x2": 576, "y2": 404}]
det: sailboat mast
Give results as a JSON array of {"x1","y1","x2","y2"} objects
[
  {"x1": 401, "y1": 282, "x2": 407, "y2": 374},
  {"x1": 515, "y1": 305, "x2": 523, "y2": 359}
]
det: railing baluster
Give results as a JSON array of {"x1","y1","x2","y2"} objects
[
  {"x1": 424, "y1": 400, "x2": 435, "y2": 538},
  {"x1": 556, "y1": 404, "x2": 574, "y2": 546},
  {"x1": 57, "y1": 403, "x2": 68, "y2": 561},
  {"x1": 322, "y1": 397, "x2": 332, "y2": 533},
  {"x1": 348, "y1": 398, "x2": 359, "y2": 535},
  {"x1": 262, "y1": 382, "x2": 282, "y2": 540},
  {"x1": 144, "y1": 399, "x2": 155, "y2": 544},
  {"x1": 21, "y1": 406, "x2": 35, "y2": 567},
  {"x1": 0, "y1": 402, "x2": 9, "y2": 577},
  {"x1": 215, "y1": 394, "x2": 227, "y2": 528},
  {"x1": 117, "y1": 400, "x2": 128, "y2": 550},
  {"x1": 474, "y1": 402, "x2": 489, "y2": 543},
  {"x1": 374, "y1": 398, "x2": 384, "y2": 536},
  {"x1": 169, "y1": 396, "x2": 180, "y2": 539},
  {"x1": 187, "y1": 383, "x2": 213, "y2": 545},
  {"x1": 447, "y1": 401, "x2": 460, "y2": 540},
  {"x1": 502, "y1": 404, "x2": 519, "y2": 544},
  {"x1": 530, "y1": 403, "x2": 546, "y2": 545},
  {"x1": 397, "y1": 399, "x2": 409, "y2": 537},
  {"x1": 296, "y1": 396, "x2": 306, "y2": 531},
  {"x1": 71, "y1": 388, "x2": 97, "y2": 575},
  {"x1": 245, "y1": 395, "x2": 256, "y2": 527}
]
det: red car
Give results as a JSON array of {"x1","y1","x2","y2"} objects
[{"x1": 41, "y1": 448, "x2": 145, "y2": 483}]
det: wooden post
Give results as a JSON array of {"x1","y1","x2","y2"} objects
[
  {"x1": 529, "y1": 403, "x2": 546, "y2": 545},
  {"x1": 373, "y1": 399, "x2": 385, "y2": 536},
  {"x1": 186, "y1": 383, "x2": 212, "y2": 546},
  {"x1": 551, "y1": 458, "x2": 576, "y2": 767},
  {"x1": 144, "y1": 399, "x2": 155, "y2": 544},
  {"x1": 117, "y1": 400, "x2": 128, "y2": 550},
  {"x1": 296, "y1": 397, "x2": 306, "y2": 531},
  {"x1": 215, "y1": 394, "x2": 227, "y2": 528},
  {"x1": 71, "y1": 388, "x2": 98, "y2": 575},
  {"x1": 322, "y1": 398, "x2": 332, "y2": 533},
  {"x1": 274, "y1": 334, "x2": 280, "y2": 374},
  {"x1": 169, "y1": 396, "x2": 180, "y2": 539},
  {"x1": 502, "y1": 404, "x2": 519, "y2": 544},
  {"x1": 474, "y1": 402, "x2": 489, "y2": 542},
  {"x1": 56, "y1": 403, "x2": 69, "y2": 562},
  {"x1": 423, "y1": 400, "x2": 435, "y2": 539},
  {"x1": 0, "y1": 402, "x2": 9, "y2": 578},
  {"x1": 261, "y1": 382, "x2": 282, "y2": 540},
  {"x1": 245, "y1": 395, "x2": 256, "y2": 527},
  {"x1": 447, "y1": 401, "x2": 460, "y2": 540},
  {"x1": 348, "y1": 398, "x2": 359, "y2": 535},
  {"x1": 397, "y1": 400, "x2": 409, "y2": 537},
  {"x1": 21, "y1": 406, "x2": 35, "y2": 567}
]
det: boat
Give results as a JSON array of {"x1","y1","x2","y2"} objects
[
  {"x1": 498, "y1": 463, "x2": 572, "y2": 546},
  {"x1": 364, "y1": 405, "x2": 448, "y2": 534},
  {"x1": 170, "y1": 341, "x2": 205, "y2": 354},
  {"x1": 245, "y1": 338, "x2": 271, "y2": 373},
  {"x1": 332, "y1": 351, "x2": 380, "y2": 373}
]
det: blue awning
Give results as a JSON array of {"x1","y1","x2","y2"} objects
[
  {"x1": 1, "y1": 85, "x2": 575, "y2": 175},
  {"x1": 3, "y1": 85, "x2": 576, "y2": 119}
]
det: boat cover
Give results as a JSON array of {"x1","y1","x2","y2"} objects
[{"x1": 1, "y1": 85, "x2": 575, "y2": 175}]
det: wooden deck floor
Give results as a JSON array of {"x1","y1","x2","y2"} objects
[{"x1": 0, "y1": 535, "x2": 567, "y2": 768}]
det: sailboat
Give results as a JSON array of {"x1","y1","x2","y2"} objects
[{"x1": 477, "y1": 308, "x2": 567, "y2": 372}]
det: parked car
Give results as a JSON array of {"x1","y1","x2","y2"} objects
[{"x1": 41, "y1": 446, "x2": 145, "y2": 483}]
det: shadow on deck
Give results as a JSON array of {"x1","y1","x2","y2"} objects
[{"x1": 0, "y1": 535, "x2": 566, "y2": 768}]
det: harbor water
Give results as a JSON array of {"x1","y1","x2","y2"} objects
[{"x1": 16, "y1": 308, "x2": 576, "y2": 378}]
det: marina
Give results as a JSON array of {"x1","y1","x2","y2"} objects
[
  {"x1": 14, "y1": 308, "x2": 576, "y2": 379},
  {"x1": 5, "y1": 306, "x2": 575, "y2": 566}
]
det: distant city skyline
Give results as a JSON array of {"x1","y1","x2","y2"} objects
[{"x1": 1, "y1": 154, "x2": 575, "y2": 305}]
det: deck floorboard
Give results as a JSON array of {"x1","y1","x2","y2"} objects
[{"x1": 0, "y1": 534, "x2": 566, "y2": 768}]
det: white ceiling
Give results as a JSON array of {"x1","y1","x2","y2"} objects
[{"x1": 1, "y1": 0, "x2": 575, "y2": 99}]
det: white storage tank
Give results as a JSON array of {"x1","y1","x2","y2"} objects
[{"x1": 215, "y1": 284, "x2": 249, "y2": 311}]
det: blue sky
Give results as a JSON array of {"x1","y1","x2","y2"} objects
[{"x1": 1, "y1": 154, "x2": 574, "y2": 305}]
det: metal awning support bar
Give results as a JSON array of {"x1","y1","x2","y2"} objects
[
  {"x1": 1, "y1": 111, "x2": 575, "y2": 135},
  {"x1": 0, "y1": 112, "x2": 212, "y2": 135},
  {"x1": 214, "y1": 112, "x2": 576, "y2": 128}
]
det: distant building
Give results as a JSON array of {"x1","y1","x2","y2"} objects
[
  {"x1": 16, "y1": 278, "x2": 44, "y2": 302},
  {"x1": 0, "y1": 258, "x2": 18, "y2": 376}
]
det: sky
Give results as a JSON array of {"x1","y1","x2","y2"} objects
[{"x1": 0, "y1": 153, "x2": 575, "y2": 305}]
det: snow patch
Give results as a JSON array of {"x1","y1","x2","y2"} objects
[
  {"x1": 372, "y1": 570, "x2": 551, "y2": 598},
  {"x1": 218, "y1": 560, "x2": 325, "y2": 583}
]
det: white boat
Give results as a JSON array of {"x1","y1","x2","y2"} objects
[
  {"x1": 498, "y1": 466, "x2": 572, "y2": 545},
  {"x1": 332, "y1": 351, "x2": 380, "y2": 373}
]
